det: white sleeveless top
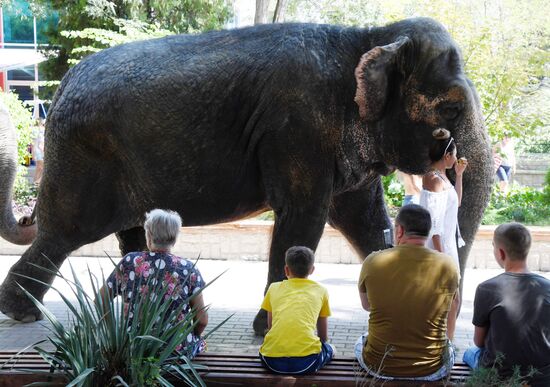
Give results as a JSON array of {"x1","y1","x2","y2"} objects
[{"x1": 419, "y1": 171, "x2": 465, "y2": 270}]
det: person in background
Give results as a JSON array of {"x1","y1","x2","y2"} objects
[
  {"x1": 32, "y1": 119, "x2": 45, "y2": 185},
  {"x1": 397, "y1": 171, "x2": 422, "y2": 206},
  {"x1": 99, "y1": 209, "x2": 208, "y2": 358},
  {"x1": 419, "y1": 128, "x2": 467, "y2": 341},
  {"x1": 495, "y1": 135, "x2": 516, "y2": 193},
  {"x1": 463, "y1": 223, "x2": 550, "y2": 387}
]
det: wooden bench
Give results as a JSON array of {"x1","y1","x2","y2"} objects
[
  {"x1": 0, "y1": 351, "x2": 471, "y2": 386},
  {"x1": 0, "y1": 351, "x2": 65, "y2": 387},
  {"x1": 195, "y1": 353, "x2": 471, "y2": 386}
]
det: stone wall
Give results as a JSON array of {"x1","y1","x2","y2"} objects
[
  {"x1": 514, "y1": 153, "x2": 550, "y2": 188},
  {"x1": 1, "y1": 221, "x2": 548, "y2": 271}
]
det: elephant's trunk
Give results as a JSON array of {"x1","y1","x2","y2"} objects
[
  {"x1": 455, "y1": 87, "x2": 494, "y2": 276},
  {"x1": 0, "y1": 101, "x2": 37, "y2": 245}
]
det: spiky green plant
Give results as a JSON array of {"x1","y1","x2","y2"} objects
[
  {"x1": 465, "y1": 352, "x2": 538, "y2": 387},
  {"x1": 14, "y1": 258, "x2": 230, "y2": 386}
]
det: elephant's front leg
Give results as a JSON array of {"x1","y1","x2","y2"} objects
[
  {"x1": 328, "y1": 177, "x2": 392, "y2": 259},
  {"x1": 252, "y1": 201, "x2": 330, "y2": 335}
]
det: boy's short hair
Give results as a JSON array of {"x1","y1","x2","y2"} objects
[
  {"x1": 285, "y1": 246, "x2": 315, "y2": 278},
  {"x1": 494, "y1": 222, "x2": 531, "y2": 261},
  {"x1": 395, "y1": 204, "x2": 431, "y2": 237}
]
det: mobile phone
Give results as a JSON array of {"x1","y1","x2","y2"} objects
[{"x1": 383, "y1": 228, "x2": 393, "y2": 248}]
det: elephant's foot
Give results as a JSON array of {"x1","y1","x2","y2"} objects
[
  {"x1": 0, "y1": 282, "x2": 43, "y2": 323},
  {"x1": 253, "y1": 309, "x2": 268, "y2": 336}
]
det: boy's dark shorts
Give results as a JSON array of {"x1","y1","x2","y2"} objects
[{"x1": 259, "y1": 342, "x2": 334, "y2": 375}]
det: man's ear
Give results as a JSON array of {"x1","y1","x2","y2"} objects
[
  {"x1": 395, "y1": 223, "x2": 404, "y2": 241},
  {"x1": 284, "y1": 265, "x2": 290, "y2": 278},
  {"x1": 309, "y1": 265, "x2": 315, "y2": 275},
  {"x1": 498, "y1": 247, "x2": 507, "y2": 262}
]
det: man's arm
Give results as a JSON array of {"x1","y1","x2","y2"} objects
[
  {"x1": 267, "y1": 311, "x2": 272, "y2": 330},
  {"x1": 471, "y1": 284, "x2": 491, "y2": 348},
  {"x1": 447, "y1": 291, "x2": 459, "y2": 340},
  {"x1": 473, "y1": 325, "x2": 488, "y2": 347},
  {"x1": 422, "y1": 174, "x2": 445, "y2": 250},
  {"x1": 317, "y1": 316, "x2": 328, "y2": 343},
  {"x1": 359, "y1": 291, "x2": 370, "y2": 311},
  {"x1": 432, "y1": 234, "x2": 443, "y2": 252}
]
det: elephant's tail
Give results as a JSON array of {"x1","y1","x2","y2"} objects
[{"x1": 0, "y1": 101, "x2": 37, "y2": 245}]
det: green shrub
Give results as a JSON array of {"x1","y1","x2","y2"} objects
[
  {"x1": 543, "y1": 169, "x2": 550, "y2": 204},
  {"x1": 382, "y1": 173, "x2": 403, "y2": 218},
  {"x1": 0, "y1": 92, "x2": 34, "y2": 165},
  {"x1": 482, "y1": 183, "x2": 550, "y2": 226},
  {"x1": 13, "y1": 173, "x2": 38, "y2": 206},
  {"x1": 465, "y1": 353, "x2": 537, "y2": 387},
  {"x1": 11, "y1": 174, "x2": 37, "y2": 219},
  {"x1": 256, "y1": 211, "x2": 274, "y2": 221}
]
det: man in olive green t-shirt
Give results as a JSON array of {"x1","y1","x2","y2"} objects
[{"x1": 356, "y1": 204, "x2": 459, "y2": 381}]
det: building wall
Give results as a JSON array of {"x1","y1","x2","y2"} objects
[
  {"x1": 514, "y1": 153, "x2": 550, "y2": 188},
  {"x1": 0, "y1": 8, "x2": 4, "y2": 91},
  {"x1": 0, "y1": 1, "x2": 48, "y2": 109}
]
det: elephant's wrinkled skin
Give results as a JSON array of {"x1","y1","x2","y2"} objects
[{"x1": 0, "y1": 18, "x2": 492, "y2": 332}]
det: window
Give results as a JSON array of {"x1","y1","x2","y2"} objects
[
  {"x1": 2, "y1": 0, "x2": 35, "y2": 46},
  {"x1": 7, "y1": 66, "x2": 36, "y2": 81},
  {"x1": 8, "y1": 85, "x2": 33, "y2": 102}
]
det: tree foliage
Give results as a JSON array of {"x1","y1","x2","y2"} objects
[
  {"x1": 287, "y1": 0, "x2": 549, "y2": 143},
  {"x1": 0, "y1": 92, "x2": 34, "y2": 165},
  {"x1": 59, "y1": 18, "x2": 172, "y2": 66},
  {"x1": 28, "y1": 0, "x2": 232, "y2": 94}
]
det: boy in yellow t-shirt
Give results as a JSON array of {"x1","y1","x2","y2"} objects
[{"x1": 259, "y1": 246, "x2": 335, "y2": 374}]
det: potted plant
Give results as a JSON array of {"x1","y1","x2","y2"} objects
[{"x1": 11, "y1": 258, "x2": 229, "y2": 386}]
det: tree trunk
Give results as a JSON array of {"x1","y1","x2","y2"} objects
[
  {"x1": 272, "y1": 0, "x2": 287, "y2": 23},
  {"x1": 254, "y1": 0, "x2": 270, "y2": 24}
]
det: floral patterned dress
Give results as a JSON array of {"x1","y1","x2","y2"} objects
[{"x1": 106, "y1": 251, "x2": 205, "y2": 356}]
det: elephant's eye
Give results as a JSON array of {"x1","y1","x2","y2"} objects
[{"x1": 439, "y1": 102, "x2": 463, "y2": 121}]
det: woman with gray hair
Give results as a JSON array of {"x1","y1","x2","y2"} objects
[{"x1": 100, "y1": 209, "x2": 208, "y2": 358}]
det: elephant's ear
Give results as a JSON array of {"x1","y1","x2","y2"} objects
[{"x1": 354, "y1": 36, "x2": 410, "y2": 121}]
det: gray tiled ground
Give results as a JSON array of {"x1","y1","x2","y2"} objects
[{"x1": 1, "y1": 257, "x2": 547, "y2": 358}]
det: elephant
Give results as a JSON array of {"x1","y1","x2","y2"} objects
[{"x1": 0, "y1": 17, "x2": 493, "y2": 334}]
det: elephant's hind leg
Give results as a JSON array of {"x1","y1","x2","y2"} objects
[
  {"x1": 0, "y1": 184, "x2": 127, "y2": 321},
  {"x1": 0, "y1": 237, "x2": 72, "y2": 322}
]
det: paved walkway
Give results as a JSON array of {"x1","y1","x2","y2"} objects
[{"x1": 1, "y1": 256, "x2": 548, "y2": 359}]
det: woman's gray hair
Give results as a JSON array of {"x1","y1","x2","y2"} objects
[{"x1": 144, "y1": 209, "x2": 182, "y2": 250}]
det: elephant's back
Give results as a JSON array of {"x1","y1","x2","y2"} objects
[
  {"x1": 63, "y1": 23, "x2": 361, "y2": 94},
  {"x1": 48, "y1": 23, "x2": 363, "y2": 141}
]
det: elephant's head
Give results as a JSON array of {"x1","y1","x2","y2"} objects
[
  {"x1": 0, "y1": 100, "x2": 37, "y2": 245},
  {"x1": 354, "y1": 18, "x2": 493, "y2": 271},
  {"x1": 354, "y1": 18, "x2": 491, "y2": 178}
]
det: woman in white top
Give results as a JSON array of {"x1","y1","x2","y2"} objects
[{"x1": 419, "y1": 128, "x2": 468, "y2": 341}]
